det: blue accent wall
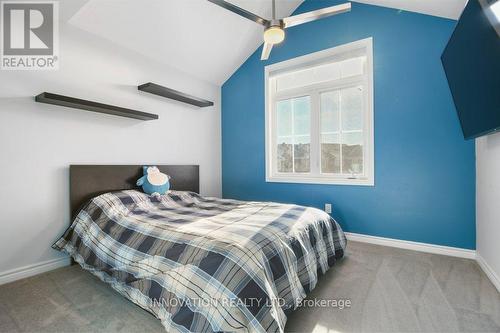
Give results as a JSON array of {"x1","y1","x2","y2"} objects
[{"x1": 221, "y1": 0, "x2": 476, "y2": 249}]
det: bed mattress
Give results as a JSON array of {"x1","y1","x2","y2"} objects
[{"x1": 54, "y1": 190, "x2": 346, "y2": 332}]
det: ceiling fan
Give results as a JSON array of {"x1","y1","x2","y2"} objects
[{"x1": 207, "y1": 0, "x2": 351, "y2": 60}]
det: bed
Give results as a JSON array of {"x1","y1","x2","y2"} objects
[{"x1": 54, "y1": 165, "x2": 347, "y2": 333}]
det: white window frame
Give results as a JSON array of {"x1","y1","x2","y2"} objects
[{"x1": 265, "y1": 38, "x2": 374, "y2": 186}]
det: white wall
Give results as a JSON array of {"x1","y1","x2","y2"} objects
[
  {"x1": 476, "y1": 131, "x2": 500, "y2": 291},
  {"x1": 0, "y1": 22, "x2": 221, "y2": 278}
]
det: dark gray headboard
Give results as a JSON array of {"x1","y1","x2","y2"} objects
[{"x1": 70, "y1": 165, "x2": 199, "y2": 219}]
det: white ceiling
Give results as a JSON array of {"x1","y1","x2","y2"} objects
[
  {"x1": 66, "y1": 0, "x2": 467, "y2": 86},
  {"x1": 57, "y1": 0, "x2": 87, "y2": 21},
  {"x1": 354, "y1": 0, "x2": 467, "y2": 20},
  {"x1": 68, "y1": 0, "x2": 303, "y2": 85}
]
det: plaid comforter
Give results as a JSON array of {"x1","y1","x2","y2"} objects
[{"x1": 54, "y1": 190, "x2": 346, "y2": 333}]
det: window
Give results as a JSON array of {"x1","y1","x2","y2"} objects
[{"x1": 265, "y1": 38, "x2": 374, "y2": 186}]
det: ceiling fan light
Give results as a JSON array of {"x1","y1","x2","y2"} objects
[{"x1": 264, "y1": 26, "x2": 285, "y2": 44}]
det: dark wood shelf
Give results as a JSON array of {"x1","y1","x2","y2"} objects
[
  {"x1": 138, "y1": 82, "x2": 214, "y2": 108},
  {"x1": 35, "y1": 92, "x2": 159, "y2": 121}
]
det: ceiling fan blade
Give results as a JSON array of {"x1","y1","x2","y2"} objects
[
  {"x1": 261, "y1": 43, "x2": 273, "y2": 60},
  {"x1": 283, "y1": 3, "x2": 351, "y2": 28},
  {"x1": 207, "y1": 0, "x2": 270, "y2": 26}
]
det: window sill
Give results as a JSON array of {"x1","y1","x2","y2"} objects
[{"x1": 266, "y1": 175, "x2": 374, "y2": 186}]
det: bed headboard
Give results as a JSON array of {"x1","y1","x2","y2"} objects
[{"x1": 70, "y1": 165, "x2": 199, "y2": 218}]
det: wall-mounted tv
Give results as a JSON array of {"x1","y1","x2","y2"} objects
[{"x1": 442, "y1": 0, "x2": 500, "y2": 140}]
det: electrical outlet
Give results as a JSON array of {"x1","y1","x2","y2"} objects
[{"x1": 324, "y1": 203, "x2": 332, "y2": 214}]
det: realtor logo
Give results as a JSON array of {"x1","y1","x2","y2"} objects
[{"x1": 1, "y1": 1, "x2": 59, "y2": 70}]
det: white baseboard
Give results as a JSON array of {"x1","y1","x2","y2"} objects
[
  {"x1": 345, "y1": 232, "x2": 476, "y2": 259},
  {"x1": 0, "y1": 257, "x2": 70, "y2": 286},
  {"x1": 476, "y1": 254, "x2": 500, "y2": 292}
]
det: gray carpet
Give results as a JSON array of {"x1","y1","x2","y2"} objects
[{"x1": 1, "y1": 241, "x2": 499, "y2": 333}]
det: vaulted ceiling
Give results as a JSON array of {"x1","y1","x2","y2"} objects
[{"x1": 63, "y1": 0, "x2": 467, "y2": 86}]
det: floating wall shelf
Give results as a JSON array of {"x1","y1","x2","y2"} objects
[
  {"x1": 35, "y1": 92, "x2": 159, "y2": 121},
  {"x1": 138, "y1": 82, "x2": 214, "y2": 108}
]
